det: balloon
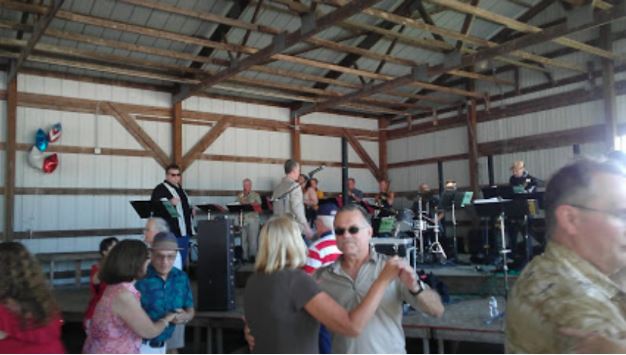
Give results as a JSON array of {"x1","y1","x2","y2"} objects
[
  {"x1": 28, "y1": 146, "x2": 44, "y2": 169},
  {"x1": 35, "y1": 128, "x2": 49, "y2": 152},
  {"x1": 48, "y1": 123, "x2": 62, "y2": 143},
  {"x1": 43, "y1": 154, "x2": 58, "y2": 174},
  {"x1": 28, "y1": 146, "x2": 58, "y2": 174}
]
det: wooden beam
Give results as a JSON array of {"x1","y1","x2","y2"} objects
[
  {"x1": 291, "y1": 115, "x2": 301, "y2": 161},
  {"x1": 344, "y1": 128, "x2": 380, "y2": 179},
  {"x1": 329, "y1": 0, "x2": 585, "y2": 72},
  {"x1": 7, "y1": 0, "x2": 64, "y2": 83},
  {"x1": 427, "y1": 0, "x2": 619, "y2": 60},
  {"x1": 173, "y1": 0, "x2": 383, "y2": 103},
  {"x1": 432, "y1": 2, "x2": 626, "y2": 76},
  {"x1": 3, "y1": 78, "x2": 16, "y2": 241},
  {"x1": 456, "y1": 0, "x2": 479, "y2": 50},
  {"x1": 180, "y1": 118, "x2": 232, "y2": 171},
  {"x1": 103, "y1": 102, "x2": 170, "y2": 169},
  {"x1": 466, "y1": 81, "x2": 479, "y2": 195},
  {"x1": 601, "y1": 24, "x2": 617, "y2": 150},
  {"x1": 173, "y1": 101, "x2": 183, "y2": 166},
  {"x1": 378, "y1": 119, "x2": 388, "y2": 180}
]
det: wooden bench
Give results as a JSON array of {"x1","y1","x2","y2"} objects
[{"x1": 37, "y1": 251, "x2": 100, "y2": 287}]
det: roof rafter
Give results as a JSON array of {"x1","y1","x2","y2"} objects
[
  {"x1": 295, "y1": 1, "x2": 626, "y2": 117},
  {"x1": 7, "y1": 0, "x2": 63, "y2": 83},
  {"x1": 172, "y1": 0, "x2": 384, "y2": 103}
]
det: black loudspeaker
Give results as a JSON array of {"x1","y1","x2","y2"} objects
[{"x1": 197, "y1": 219, "x2": 236, "y2": 311}]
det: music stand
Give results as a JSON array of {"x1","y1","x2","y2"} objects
[
  {"x1": 226, "y1": 204, "x2": 260, "y2": 227},
  {"x1": 196, "y1": 204, "x2": 227, "y2": 220},
  {"x1": 130, "y1": 200, "x2": 153, "y2": 219},
  {"x1": 473, "y1": 199, "x2": 519, "y2": 299},
  {"x1": 441, "y1": 191, "x2": 473, "y2": 261},
  {"x1": 482, "y1": 186, "x2": 514, "y2": 199}
]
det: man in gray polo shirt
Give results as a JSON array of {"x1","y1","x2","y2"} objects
[{"x1": 314, "y1": 204, "x2": 445, "y2": 353}]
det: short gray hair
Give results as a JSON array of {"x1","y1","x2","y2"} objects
[
  {"x1": 147, "y1": 217, "x2": 169, "y2": 233},
  {"x1": 284, "y1": 159, "x2": 299, "y2": 175},
  {"x1": 544, "y1": 159, "x2": 626, "y2": 237}
]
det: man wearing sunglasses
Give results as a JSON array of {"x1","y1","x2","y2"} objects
[
  {"x1": 314, "y1": 205, "x2": 444, "y2": 353},
  {"x1": 151, "y1": 164, "x2": 195, "y2": 268},
  {"x1": 506, "y1": 159, "x2": 626, "y2": 353}
]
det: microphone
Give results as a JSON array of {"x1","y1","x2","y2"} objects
[{"x1": 305, "y1": 164, "x2": 325, "y2": 179}]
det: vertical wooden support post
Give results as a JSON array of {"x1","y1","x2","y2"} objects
[
  {"x1": 291, "y1": 115, "x2": 301, "y2": 161},
  {"x1": 4, "y1": 78, "x2": 17, "y2": 241},
  {"x1": 378, "y1": 119, "x2": 388, "y2": 180},
  {"x1": 600, "y1": 24, "x2": 617, "y2": 150},
  {"x1": 466, "y1": 80, "x2": 479, "y2": 196},
  {"x1": 172, "y1": 101, "x2": 183, "y2": 167}
]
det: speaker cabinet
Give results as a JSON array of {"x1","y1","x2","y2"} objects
[{"x1": 197, "y1": 219, "x2": 236, "y2": 311}]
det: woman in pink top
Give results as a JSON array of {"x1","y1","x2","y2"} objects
[
  {"x1": 83, "y1": 237, "x2": 118, "y2": 332},
  {"x1": 83, "y1": 240, "x2": 176, "y2": 354}
]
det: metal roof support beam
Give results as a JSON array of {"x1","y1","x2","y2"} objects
[
  {"x1": 7, "y1": 0, "x2": 64, "y2": 83},
  {"x1": 172, "y1": 0, "x2": 382, "y2": 104}
]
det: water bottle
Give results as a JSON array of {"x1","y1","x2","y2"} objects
[{"x1": 488, "y1": 296, "x2": 499, "y2": 318}]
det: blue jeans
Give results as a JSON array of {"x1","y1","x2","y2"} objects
[
  {"x1": 177, "y1": 235, "x2": 190, "y2": 268},
  {"x1": 319, "y1": 325, "x2": 332, "y2": 354}
]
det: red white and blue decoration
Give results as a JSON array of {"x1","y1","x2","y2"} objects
[{"x1": 28, "y1": 123, "x2": 62, "y2": 174}]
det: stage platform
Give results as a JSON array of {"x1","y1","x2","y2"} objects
[{"x1": 56, "y1": 263, "x2": 508, "y2": 354}]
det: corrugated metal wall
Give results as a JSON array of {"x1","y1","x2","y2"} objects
[{"x1": 1, "y1": 73, "x2": 379, "y2": 272}]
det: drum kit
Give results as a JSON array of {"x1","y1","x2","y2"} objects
[{"x1": 370, "y1": 197, "x2": 447, "y2": 269}]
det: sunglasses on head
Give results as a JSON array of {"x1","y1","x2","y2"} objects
[{"x1": 334, "y1": 225, "x2": 362, "y2": 236}]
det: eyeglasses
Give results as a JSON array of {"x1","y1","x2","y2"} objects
[
  {"x1": 334, "y1": 225, "x2": 363, "y2": 236},
  {"x1": 568, "y1": 204, "x2": 626, "y2": 221}
]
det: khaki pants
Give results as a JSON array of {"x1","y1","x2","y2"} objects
[{"x1": 242, "y1": 215, "x2": 260, "y2": 259}]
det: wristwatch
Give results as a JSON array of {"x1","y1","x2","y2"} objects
[{"x1": 409, "y1": 280, "x2": 426, "y2": 296}]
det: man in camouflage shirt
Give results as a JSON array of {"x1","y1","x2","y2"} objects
[{"x1": 506, "y1": 159, "x2": 626, "y2": 353}]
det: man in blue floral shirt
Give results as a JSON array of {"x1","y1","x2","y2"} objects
[{"x1": 136, "y1": 232, "x2": 194, "y2": 354}]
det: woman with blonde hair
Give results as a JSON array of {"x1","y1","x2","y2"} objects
[
  {"x1": 244, "y1": 215, "x2": 401, "y2": 353},
  {"x1": 0, "y1": 241, "x2": 64, "y2": 353}
]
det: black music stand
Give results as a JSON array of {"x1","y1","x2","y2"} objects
[
  {"x1": 441, "y1": 191, "x2": 473, "y2": 261},
  {"x1": 130, "y1": 200, "x2": 153, "y2": 219},
  {"x1": 196, "y1": 204, "x2": 227, "y2": 220},
  {"x1": 226, "y1": 204, "x2": 259, "y2": 227},
  {"x1": 482, "y1": 186, "x2": 514, "y2": 199},
  {"x1": 473, "y1": 199, "x2": 524, "y2": 299}
]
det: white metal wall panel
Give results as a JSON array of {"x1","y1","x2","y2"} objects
[
  {"x1": 443, "y1": 159, "x2": 471, "y2": 188},
  {"x1": 478, "y1": 100, "x2": 603, "y2": 143},
  {"x1": 184, "y1": 160, "x2": 284, "y2": 192},
  {"x1": 387, "y1": 127, "x2": 467, "y2": 164},
  {"x1": 183, "y1": 96, "x2": 290, "y2": 122},
  {"x1": 492, "y1": 147, "x2": 576, "y2": 185},
  {"x1": 300, "y1": 112, "x2": 378, "y2": 130},
  {"x1": 0, "y1": 100, "x2": 5, "y2": 144},
  {"x1": 388, "y1": 163, "x2": 438, "y2": 193},
  {"x1": 15, "y1": 152, "x2": 163, "y2": 189},
  {"x1": 17, "y1": 74, "x2": 171, "y2": 107},
  {"x1": 17, "y1": 107, "x2": 144, "y2": 150},
  {"x1": 615, "y1": 94, "x2": 626, "y2": 123},
  {"x1": 137, "y1": 120, "x2": 172, "y2": 157},
  {"x1": 300, "y1": 134, "x2": 379, "y2": 165},
  {"x1": 579, "y1": 141, "x2": 608, "y2": 159},
  {"x1": 204, "y1": 128, "x2": 291, "y2": 158},
  {"x1": 14, "y1": 194, "x2": 147, "y2": 232}
]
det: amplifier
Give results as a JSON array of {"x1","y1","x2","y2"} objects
[{"x1": 197, "y1": 219, "x2": 236, "y2": 311}]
